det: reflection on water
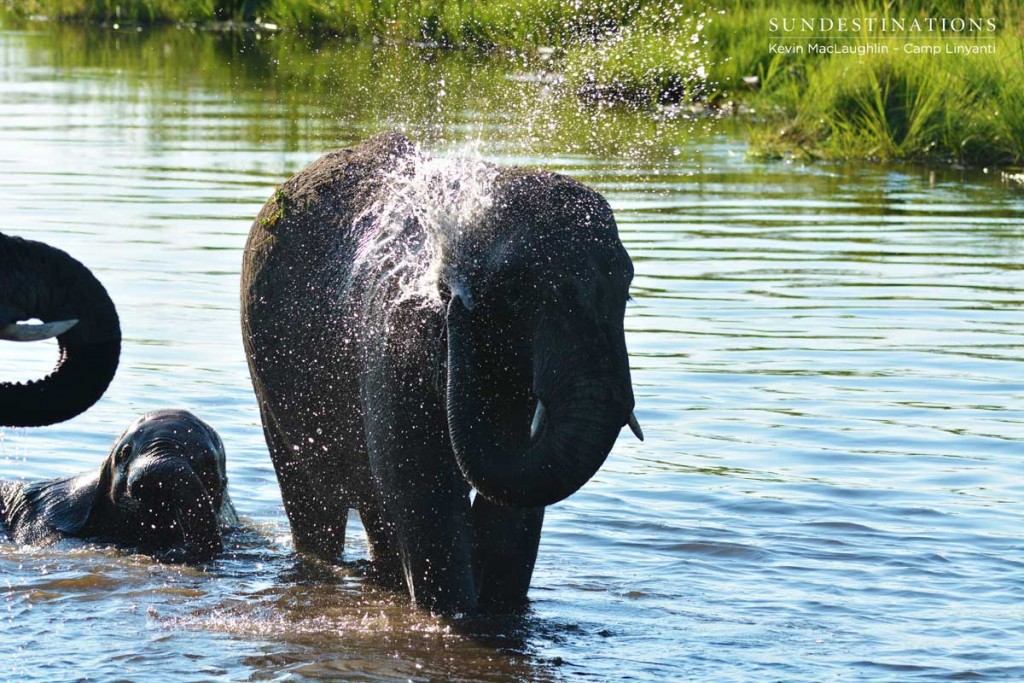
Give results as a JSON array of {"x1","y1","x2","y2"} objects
[{"x1": 1, "y1": 19, "x2": 1024, "y2": 683}]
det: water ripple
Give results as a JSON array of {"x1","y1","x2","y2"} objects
[{"x1": 1, "y1": 22, "x2": 1023, "y2": 683}]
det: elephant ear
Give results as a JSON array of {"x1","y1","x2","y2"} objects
[{"x1": 18, "y1": 471, "x2": 102, "y2": 537}]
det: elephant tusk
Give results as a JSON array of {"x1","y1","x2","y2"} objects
[
  {"x1": 627, "y1": 411, "x2": 644, "y2": 441},
  {"x1": 0, "y1": 318, "x2": 78, "y2": 342},
  {"x1": 530, "y1": 400, "x2": 546, "y2": 440}
]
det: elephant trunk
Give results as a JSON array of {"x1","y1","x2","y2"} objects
[
  {"x1": 0, "y1": 233, "x2": 121, "y2": 427},
  {"x1": 126, "y1": 452, "x2": 222, "y2": 562},
  {"x1": 446, "y1": 297, "x2": 634, "y2": 508}
]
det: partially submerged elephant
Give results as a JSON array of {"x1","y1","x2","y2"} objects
[
  {"x1": 0, "y1": 410, "x2": 237, "y2": 562},
  {"x1": 241, "y1": 132, "x2": 641, "y2": 613},
  {"x1": 1, "y1": 236, "x2": 234, "y2": 561},
  {"x1": 0, "y1": 232, "x2": 121, "y2": 427}
]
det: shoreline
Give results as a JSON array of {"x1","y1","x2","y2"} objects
[{"x1": 4, "y1": 1, "x2": 1022, "y2": 169}]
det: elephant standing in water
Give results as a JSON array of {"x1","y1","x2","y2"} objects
[
  {"x1": 0, "y1": 232, "x2": 121, "y2": 427},
  {"x1": 242, "y1": 132, "x2": 641, "y2": 613},
  {"x1": 1, "y1": 410, "x2": 237, "y2": 562}
]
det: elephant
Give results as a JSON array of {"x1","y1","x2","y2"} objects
[
  {"x1": 241, "y1": 131, "x2": 641, "y2": 613},
  {"x1": 1, "y1": 232, "x2": 121, "y2": 427},
  {"x1": 0, "y1": 409, "x2": 237, "y2": 562}
]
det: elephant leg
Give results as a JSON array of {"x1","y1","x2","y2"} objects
[
  {"x1": 363, "y1": 376, "x2": 478, "y2": 612},
  {"x1": 257, "y1": 400, "x2": 349, "y2": 560},
  {"x1": 366, "y1": 434, "x2": 477, "y2": 612},
  {"x1": 382, "y1": 473, "x2": 476, "y2": 613},
  {"x1": 472, "y1": 495, "x2": 545, "y2": 610},
  {"x1": 358, "y1": 497, "x2": 403, "y2": 589}
]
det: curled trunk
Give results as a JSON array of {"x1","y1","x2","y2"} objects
[
  {"x1": 0, "y1": 233, "x2": 121, "y2": 427},
  {"x1": 446, "y1": 298, "x2": 633, "y2": 508}
]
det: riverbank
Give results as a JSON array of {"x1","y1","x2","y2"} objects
[{"x1": 6, "y1": 0, "x2": 1023, "y2": 167}]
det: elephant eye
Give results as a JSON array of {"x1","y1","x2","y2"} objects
[{"x1": 116, "y1": 443, "x2": 132, "y2": 465}]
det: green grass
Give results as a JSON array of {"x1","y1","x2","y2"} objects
[
  {"x1": 3, "y1": 0, "x2": 644, "y2": 46},
  {"x1": 5, "y1": 0, "x2": 1024, "y2": 166},
  {"x1": 749, "y1": 16, "x2": 1024, "y2": 166},
  {"x1": 7, "y1": 0, "x2": 216, "y2": 23}
]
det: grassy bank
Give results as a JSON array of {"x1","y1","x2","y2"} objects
[
  {"x1": 742, "y1": 2, "x2": 1024, "y2": 166},
  {"x1": 6, "y1": 0, "x2": 1023, "y2": 167},
  {"x1": 3, "y1": 0, "x2": 646, "y2": 46}
]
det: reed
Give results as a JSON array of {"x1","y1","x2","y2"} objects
[
  {"x1": 753, "y1": 28, "x2": 1024, "y2": 166},
  {"x1": 5, "y1": 0, "x2": 1023, "y2": 165},
  {"x1": 8, "y1": 0, "x2": 215, "y2": 22}
]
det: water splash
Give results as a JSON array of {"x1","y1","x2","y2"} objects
[{"x1": 352, "y1": 140, "x2": 499, "y2": 308}]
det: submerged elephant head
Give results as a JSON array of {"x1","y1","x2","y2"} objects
[
  {"x1": 440, "y1": 167, "x2": 643, "y2": 508},
  {"x1": 12, "y1": 410, "x2": 237, "y2": 562},
  {"x1": 97, "y1": 409, "x2": 236, "y2": 560},
  {"x1": 0, "y1": 232, "x2": 121, "y2": 427}
]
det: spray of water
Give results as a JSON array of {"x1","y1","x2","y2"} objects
[{"x1": 352, "y1": 141, "x2": 498, "y2": 308}]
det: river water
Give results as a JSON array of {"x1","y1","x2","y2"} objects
[{"x1": 1, "y1": 21, "x2": 1022, "y2": 682}]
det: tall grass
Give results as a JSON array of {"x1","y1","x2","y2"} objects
[
  {"x1": 752, "y1": 18, "x2": 1024, "y2": 166},
  {"x1": 8, "y1": 0, "x2": 215, "y2": 22},
  {"x1": 5, "y1": 0, "x2": 645, "y2": 46},
  {"x1": 4, "y1": 0, "x2": 1023, "y2": 165}
]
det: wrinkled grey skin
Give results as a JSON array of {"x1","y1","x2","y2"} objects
[
  {"x1": 0, "y1": 232, "x2": 121, "y2": 427},
  {"x1": 241, "y1": 132, "x2": 639, "y2": 613},
  {"x1": 0, "y1": 410, "x2": 237, "y2": 562}
]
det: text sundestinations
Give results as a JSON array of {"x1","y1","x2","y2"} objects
[{"x1": 769, "y1": 17, "x2": 997, "y2": 33}]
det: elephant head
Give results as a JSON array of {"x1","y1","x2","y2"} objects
[
  {"x1": 441, "y1": 168, "x2": 643, "y2": 509},
  {"x1": 15, "y1": 410, "x2": 237, "y2": 562},
  {"x1": 0, "y1": 232, "x2": 121, "y2": 427},
  {"x1": 4, "y1": 410, "x2": 235, "y2": 562},
  {"x1": 99, "y1": 410, "x2": 236, "y2": 561}
]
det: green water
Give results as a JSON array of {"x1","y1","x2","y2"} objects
[{"x1": 1, "y1": 21, "x2": 1023, "y2": 682}]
